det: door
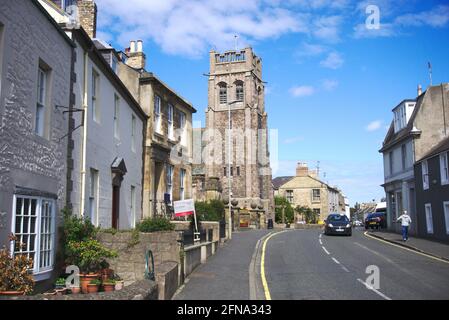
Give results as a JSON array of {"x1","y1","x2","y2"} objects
[{"x1": 112, "y1": 185, "x2": 120, "y2": 229}]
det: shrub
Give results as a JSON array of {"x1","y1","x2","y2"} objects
[
  {"x1": 274, "y1": 196, "x2": 294, "y2": 224},
  {"x1": 194, "y1": 200, "x2": 225, "y2": 221},
  {"x1": 62, "y1": 209, "x2": 98, "y2": 243},
  {"x1": 0, "y1": 248, "x2": 34, "y2": 294},
  {"x1": 66, "y1": 239, "x2": 117, "y2": 274},
  {"x1": 136, "y1": 217, "x2": 175, "y2": 233}
]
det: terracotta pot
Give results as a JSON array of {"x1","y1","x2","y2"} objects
[
  {"x1": 70, "y1": 287, "x2": 81, "y2": 294},
  {"x1": 80, "y1": 273, "x2": 99, "y2": 294},
  {"x1": 103, "y1": 283, "x2": 115, "y2": 292},
  {"x1": 0, "y1": 291, "x2": 25, "y2": 296},
  {"x1": 87, "y1": 284, "x2": 99, "y2": 294}
]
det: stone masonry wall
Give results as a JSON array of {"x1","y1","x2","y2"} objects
[{"x1": 97, "y1": 231, "x2": 181, "y2": 285}]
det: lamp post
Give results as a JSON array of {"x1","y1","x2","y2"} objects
[{"x1": 227, "y1": 100, "x2": 239, "y2": 240}]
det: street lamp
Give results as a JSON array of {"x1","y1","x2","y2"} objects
[{"x1": 227, "y1": 100, "x2": 239, "y2": 240}]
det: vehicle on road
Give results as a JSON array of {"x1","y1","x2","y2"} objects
[
  {"x1": 364, "y1": 212, "x2": 387, "y2": 230},
  {"x1": 324, "y1": 214, "x2": 352, "y2": 236},
  {"x1": 352, "y1": 220, "x2": 363, "y2": 227}
]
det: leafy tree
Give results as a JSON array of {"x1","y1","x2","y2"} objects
[
  {"x1": 274, "y1": 196, "x2": 294, "y2": 224},
  {"x1": 295, "y1": 206, "x2": 318, "y2": 224}
]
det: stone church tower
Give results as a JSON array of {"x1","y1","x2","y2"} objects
[{"x1": 202, "y1": 48, "x2": 274, "y2": 218}]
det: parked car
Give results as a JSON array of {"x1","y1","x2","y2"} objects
[
  {"x1": 364, "y1": 212, "x2": 387, "y2": 230},
  {"x1": 324, "y1": 214, "x2": 352, "y2": 236},
  {"x1": 352, "y1": 220, "x2": 363, "y2": 227}
]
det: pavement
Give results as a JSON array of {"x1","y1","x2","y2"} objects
[
  {"x1": 173, "y1": 229, "x2": 271, "y2": 300},
  {"x1": 173, "y1": 227, "x2": 449, "y2": 300},
  {"x1": 366, "y1": 230, "x2": 449, "y2": 261}
]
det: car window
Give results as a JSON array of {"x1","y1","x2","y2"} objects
[{"x1": 328, "y1": 215, "x2": 349, "y2": 222}]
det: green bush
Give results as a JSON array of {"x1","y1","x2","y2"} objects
[
  {"x1": 136, "y1": 217, "x2": 175, "y2": 233},
  {"x1": 194, "y1": 200, "x2": 225, "y2": 221},
  {"x1": 66, "y1": 239, "x2": 117, "y2": 273},
  {"x1": 62, "y1": 209, "x2": 98, "y2": 243},
  {"x1": 274, "y1": 196, "x2": 294, "y2": 224}
]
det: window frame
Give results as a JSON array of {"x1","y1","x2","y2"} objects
[
  {"x1": 166, "y1": 164, "x2": 174, "y2": 204},
  {"x1": 167, "y1": 103, "x2": 174, "y2": 140},
  {"x1": 131, "y1": 186, "x2": 136, "y2": 228},
  {"x1": 422, "y1": 160, "x2": 429, "y2": 190},
  {"x1": 286, "y1": 190, "x2": 293, "y2": 203},
  {"x1": 401, "y1": 144, "x2": 407, "y2": 171},
  {"x1": 88, "y1": 168, "x2": 99, "y2": 226},
  {"x1": 235, "y1": 81, "x2": 244, "y2": 101},
  {"x1": 131, "y1": 114, "x2": 136, "y2": 152},
  {"x1": 219, "y1": 83, "x2": 227, "y2": 104},
  {"x1": 154, "y1": 95, "x2": 162, "y2": 134},
  {"x1": 312, "y1": 189, "x2": 321, "y2": 202},
  {"x1": 440, "y1": 152, "x2": 449, "y2": 185},
  {"x1": 180, "y1": 169, "x2": 186, "y2": 200},
  {"x1": 35, "y1": 67, "x2": 47, "y2": 137},
  {"x1": 179, "y1": 110, "x2": 186, "y2": 146},
  {"x1": 424, "y1": 203, "x2": 434, "y2": 234},
  {"x1": 11, "y1": 195, "x2": 56, "y2": 279},
  {"x1": 91, "y1": 69, "x2": 100, "y2": 123}
]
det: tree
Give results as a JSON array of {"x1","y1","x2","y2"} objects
[
  {"x1": 274, "y1": 196, "x2": 294, "y2": 224},
  {"x1": 295, "y1": 206, "x2": 318, "y2": 224}
]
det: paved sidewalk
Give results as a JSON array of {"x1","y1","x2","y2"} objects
[{"x1": 367, "y1": 230, "x2": 449, "y2": 261}]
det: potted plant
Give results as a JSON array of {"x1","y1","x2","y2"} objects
[
  {"x1": 102, "y1": 279, "x2": 116, "y2": 292},
  {"x1": 0, "y1": 247, "x2": 34, "y2": 296},
  {"x1": 69, "y1": 285, "x2": 81, "y2": 294},
  {"x1": 86, "y1": 279, "x2": 101, "y2": 294},
  {"x1": 55, "y1": 277, "x2": 66, "y2": 290},
  {"x1": 66, "y1": 239, "x2": 117, "y2": 293},
  {"x1": 113, "y1": 274, "x2": 124, "y2": 291}
]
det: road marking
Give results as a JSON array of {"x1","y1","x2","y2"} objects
[
  {"x1": 319, "y1": 233, "x2": 322, "y2": 239},
  {"x1": 260, "y1": 230, "x2": 292, "y2": 300},
  {"x1": 322, "y1": 246, "x2": 330, "y2": 255},
  {"x1": 332, "y1": 257, "x2": 340, "y2": 265},
  {"x1": 364, "y1": 231, "x2": 449, "y2": 265},
  {"x1": 357, "y1": 278, "x2": 392, "y2": 300},
  {"x1": 341, "y1": 266, "x2": 350, "y2": 273},
  {"x1": 319, "y1": 239, "x2": 323, "y2": 245}
]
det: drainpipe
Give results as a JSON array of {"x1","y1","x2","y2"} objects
[{"x1": 79, "y1": 51, "x2": 89, "y2": 217}]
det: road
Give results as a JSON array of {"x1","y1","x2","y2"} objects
[
  {"x1": 264, "y1": 228, "x2": 449, "y2": 300},
  {"x1": 174, "y1": 228, "x2": 449, "y2": 300}
]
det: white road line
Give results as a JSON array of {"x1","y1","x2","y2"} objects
[
  {"x1": 319, "y1": 239, "x2": 323, "y2": 245},
  {"x1": 357, "y1": 279, "x2": 392, "y2": 300},
  {"x1": 319, "y1": 234, "x2": 322, "y2": 239},
  {"x1": 322, "y1": 246, "x2": 330, "y2": 255},
  {"x1": 341, "y1": 266, "x2": 350, "y2": 273},
  {"x1": 332, "y1": 257, "x2": 340, "y2": 265}
]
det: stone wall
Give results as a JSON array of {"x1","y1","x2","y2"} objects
[{"x1": 97, "y1": 231, "x2": 181, "y2": 285}]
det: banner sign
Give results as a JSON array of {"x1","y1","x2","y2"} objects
[{"x1": 174, "y1": 199, "x2": 195, "y2": 217}]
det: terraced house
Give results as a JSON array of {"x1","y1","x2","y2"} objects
[
  {"x1": 117, "y1": 41, "x2": 197, "y2": 218},
  {"x1": 0, "y1": 0, "x2": 73, "y2": 285}
]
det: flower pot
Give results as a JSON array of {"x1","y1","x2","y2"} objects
[
  {"x1": 80, "y1": 273, "x2": 99, "y2": 294},
  {"x1": 114, "y1": 281, "x2": 124, "y2": 291},
  {"x1": 0, "y1": 291, "x2": 25, "y2": 296},
  {"x1": 70, "y1": 287, "x2": 81, "y2": 294},
  {"x1": 103, "y1": 283, "x2": 115, "y2": 292},
  {"x1": 87, "y1": 284, "x2": 99, "y2": 294}
]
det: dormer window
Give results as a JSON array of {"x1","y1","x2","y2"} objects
[{"x1": 394, "y1": 105, "x2": 406, "y2": 133}]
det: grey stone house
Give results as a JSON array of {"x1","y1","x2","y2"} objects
[
  {"x1": 414, "y1": 136, "x2": 449, "y2": 243},
  {"x1": 0, "y1": 0, "x2": 74, "y2": 284}
]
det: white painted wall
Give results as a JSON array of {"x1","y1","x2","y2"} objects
[
  {"x1": 70, "y1": 38, "x2": 144, "y2": 230},
  {"x1": 384, "y1": 139, "x2": 414, "y2": 182}
]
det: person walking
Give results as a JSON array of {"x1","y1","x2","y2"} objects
[{"x1": 396, "y1": 210, "x2": 412, "y2": 241}]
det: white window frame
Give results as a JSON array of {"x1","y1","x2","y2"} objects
[
  {"x1": 179, "y1": 111, "x2": 186, "y2": 146},
  {"x1": 11, "y1": 195, "x2": 56, "y2": 280},
  {"x1": 180, "y1": 169, "x2": 186, "y2": 200},
  {"x1": 425, "y1": 203, "x2": 434, "y2": 234},
  {"x1": 131, "y1": 114, "x2": 136, "y2": 152},
  {"x1": 440, "y1": 152, "x2": 449, "y2": 185},
  {"x1": 92, "y1": 70, "x2": 100, "y2": 123},
  {"x1": 167, "y1": 104, "x2": 174, "y2": 140},
  {"x1": 443, "y1": 201, "x2": 449, "y2": 235},
  {"x1": 36, "y1": 68, "x2": 46, "y2": 137},
  {"x1": 154, "y1": 95, "x2": 162, "y2": 134},
  {"x1": 286, "y1": 190, "x2": 293, "y2": 203},
  {"x1": 422, "y1": 160, "x2": 429, "y2": 190},
  {"x1": 114, "y1": 94, "x2": 120, "y2": 139},
  {"x1": 312, "y1": 189, "x2": 321, "y2": 202}
]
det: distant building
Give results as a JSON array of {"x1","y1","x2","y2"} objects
[
  {"x1": 275, "y1": 163, "x2": 346, "y2": 222},
  {"x1": 414, "y1": 136, "x2": 449, "y2": 242},
  {"x1": 380, "y1": 84, "x2": 449, "y2": 235},
  {"x1": 0, "y1": 0, "x2": 73, "y2": 284}
]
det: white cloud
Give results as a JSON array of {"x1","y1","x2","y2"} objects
[
  {"x1": 283, "y1": 136, "x2": 304, "y2": 144},
  {"x1": 312, "y1": 15, "x2": 343, "y2": 42},
  {"x1": 353, "y1": 23, "x2": 397, "y2": 39},
  {"x1": 295, "y1": 42, "x2": 327, "y2": 61},
  {"x1": 320, "y1": 52, "x2": 344, "y2": 69},
  {"x1": 96, "y1": 0, "x2": 308, "y2": 57},
  {"x1": 289, "y1": 85, "x2": 315, "y2": 97},
  {"x1": 366, "y1": 120, "x2": 383, "y2": 132},
  {"x1": 394, "y1": 5, "x2": 449, "y2": 28},
  {"x1": 322, "y1": 79, "x2": 339, "y2": 91}
]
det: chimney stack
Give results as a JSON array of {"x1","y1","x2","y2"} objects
[
  {"x1": 126, "y1": 40, "x2": 146, "y2": 70},
  {"x1": 417, "y1": 84, "x2": 422, "y2": 96},
  {"x1": 296, "y1": 162, "x2": 309, "y2": 177},
  {"x1": 78, "y1": 0, "x2": 97, "y2": 39}
]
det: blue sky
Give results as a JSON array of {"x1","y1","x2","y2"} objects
[{"x1": 96, "y1": 0, "x2": 449, "y2": 205}]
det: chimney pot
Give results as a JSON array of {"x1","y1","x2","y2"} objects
[
  {"x1": 137, "y1": 40, "x2": 143, "y2": 53},
  {"x1": 417, "y1": 84, "x2": 422, "y2": 96},
  {"x1": 130, "y1": 41, "x2": 136, "y2": 53}
]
